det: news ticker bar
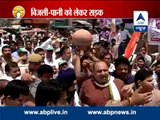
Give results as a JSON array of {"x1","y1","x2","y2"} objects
[
  {"x1": 0, "y1": 1, "x2": 160, "y2": 18},
  {"x1": 0, "y1": 107, "x2": 158, "y2": 120}
]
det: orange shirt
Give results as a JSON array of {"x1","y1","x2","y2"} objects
[{"x1": 80, "y1": 78, "x2": 124, "y2": 106}]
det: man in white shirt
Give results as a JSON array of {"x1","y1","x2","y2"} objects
[
  {"x1": 1, "y1": 45, "x2": 16, "y2": 73},
  {"x1": 0, "y1": 62, "x2": 20, "y2": 81},
  {"x1": 44, "y1": 45, "x2": 55, "y2": 66},
  {"x1": 53, "y1": 45, "x2": 74, "y2": 69},
  {"x1": 118, "y1": 23, "x2": 131, "y2": 56}
]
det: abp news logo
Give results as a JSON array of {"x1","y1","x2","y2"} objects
[{"x1": 134, "y1": 11, "x2": 148, "y2": 32}]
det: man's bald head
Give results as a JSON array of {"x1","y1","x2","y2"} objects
[{"x1": 93, "y1": 61, "x2": 108, "y2": 70}]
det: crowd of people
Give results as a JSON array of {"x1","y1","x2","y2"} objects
[{"x1": 0, "y1": 21, "x2": 160, "y2": 107}]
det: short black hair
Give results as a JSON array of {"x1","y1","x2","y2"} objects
[
  {"x1": 37, "y1": 64, "x2": 53, "y2": 77},
  {"x1": 101, "y1": 52, "x2": 113, "y2": 61},
  {"x1": 115, "y1": 56, "x2": 130, "y2": 68},
  {"x1": 120, "y1": 22, "x2": 125, "y2": 27},
  {"x1": 34, "y1": 48, "x2": 44, "y2": 54},
  {"x1": 5, "y1": 62, "x2": 19, "y2": 73},
  {"x1": 25, "y1": 40, "x2": 32, "y2": 44},
  {"x1": 137, "y1": 56, "x2": 145, "y2": 62},
  {"x1": 80, "y1": 55, "x2": 91, "y2": 65},
  {"x1": 2, "y1": 45, "x2": 11, "y2": 52},
  {"x1": 134, "y1": 69, "x2": 153, "y2": 88},
  {"x1": 60, "y1": 45, "x2": 70, "y2": 56},
  {"x1": 35, "y1": 80, "x2": 65, "y2": 106},
  {"x1": 4, "y1": 80, "x2": 29, "y2": 99}
]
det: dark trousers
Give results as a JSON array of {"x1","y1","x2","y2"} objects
[{"x1": 118, "y1": 42, "x2": 127, "y2": 56}]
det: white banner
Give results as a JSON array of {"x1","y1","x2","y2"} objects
[{"x1": 149, "y1": 19, "x2": 160, "y2": 44}]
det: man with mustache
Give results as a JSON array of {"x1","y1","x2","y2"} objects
[
  {"x1": 80, "y1": 61, "x2": 152, "y2": 106},
  {"x1": 112, "y1": 56, "x2": 134, "y2": 85},
  {"x1": 1, "y1": 45, "x2": 16, "y2": 74}
]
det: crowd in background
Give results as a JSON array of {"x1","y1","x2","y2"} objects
[{"x1": 0, "y1": 20, "x2": 160, "y2": 107}]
